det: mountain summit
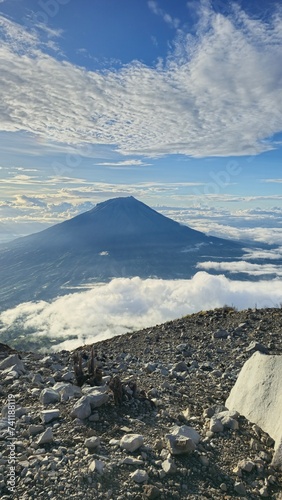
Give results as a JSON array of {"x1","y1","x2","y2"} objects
[{"x1": 0, "y1": 196, "x2": 243, "y2": 310}]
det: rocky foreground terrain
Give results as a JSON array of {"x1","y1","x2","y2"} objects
[{"x1": 0, "y1": 306, "x2": 282, "y2": 499}]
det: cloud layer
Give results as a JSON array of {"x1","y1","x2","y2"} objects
[
  {"x1": 1, "y1": 273, "x2": 281, "y2": 351},
  {"x1": 0, "y1": 4, "x2": 282, "y2": 157}
]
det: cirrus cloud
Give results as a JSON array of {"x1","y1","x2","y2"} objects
[{"x1": 0, "y1": 4, "x2": 282, "y2": 157}]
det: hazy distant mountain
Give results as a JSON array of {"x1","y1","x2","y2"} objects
[{"x1": 0, "y1": 196, "x2": 246, "y2": 310}]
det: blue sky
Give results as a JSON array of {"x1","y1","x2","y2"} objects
[{"x1": 0, "y1": 0, "x2": 282, "y2": 243}]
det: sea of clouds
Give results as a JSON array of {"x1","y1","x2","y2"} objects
[{"x1": 1, "y1": 272, "x2": 281, "y2": 351}]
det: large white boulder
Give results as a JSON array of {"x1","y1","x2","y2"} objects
[{"x1": 226, "y1": 351, "x2": 282, "y2": 468}]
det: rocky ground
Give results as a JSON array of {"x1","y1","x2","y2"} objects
[{"x1": 0, "y1": 306, "x2": 282, "y2": 500}]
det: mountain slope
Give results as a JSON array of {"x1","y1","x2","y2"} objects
[{"x1": 0, "y1": 196, "x2": 244, "y2": 310}]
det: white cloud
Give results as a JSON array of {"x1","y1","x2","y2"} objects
[
  {"x1": 262, "y1": 178, "x2": 282, "y2": 184},
  {"x1": 96, "y1": 160, "x2": 151, "y2": 167},
  {"x1": 197, "y1": 261, "x2": 282, "y2": 276},
  {"x1": 243, "y1": 247, "x2": 282, "y2": 260},
  {"x1": 0, "y1": 5, "x2": 281, "y2": 157},
  {"x1": 148, "y1": 1, "x2": 180, "y2": 29},
  {"x1": 1, "y1": 273, "x2": 281, "y2": 351}
]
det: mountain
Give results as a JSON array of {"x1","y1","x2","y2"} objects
[{"x1": 0, "y1": 196, "x2": 246, "y2": 310}]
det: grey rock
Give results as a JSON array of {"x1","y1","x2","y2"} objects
[
  {"x1": 234, "y1": 481, "x2": 247, "y2": 496},
  {"x1": 70, "y1": 396, "x2": 92, "y2": 420},
  {"x1": 53, "y1": 382, "x2": 82, "y2": 401},
  {"x1": 144, "y1": 362, "x2": 157, "y2": 373},
  {"x1": 0, "y1": 355, "x2": 25, "y2": 373},
  {"x1": 40, "y1": 410, "x2": 60, "y2": 424},
  {"x1": 84, "y1": 436, "x2": 100, "y2": 450},
  {"x1": 81, "y1": 387, "x2": 109, "y2": 408},
  {"x1": 238, "y1": 459, "x2": 255, "y2": 472},
  {"x1": 61, "y1": 371, "x2": 74, "y2": 381},
  {"x1": 32, "y1": 373, "x2": 44, "y2": 385},
  {"x1": 36, "y1": 428, "x2": 53, "y2": 445},
  {"x1": 246, "y1": 341, "x2": 269, "y2": 354},
  {"x1": 40, "y1": 388, "x2": 60, "y2": 405},
  {"x1": 130, "y1": 469, "x2": 148, "y2": 483},
  {"x1": 165, "y1": 425, "x2": 200, "y2": 455},
  {"x1": 213, "y1": 329, "x2": 229, "y2": 339},
  {"x1": 89, "y1": 459, "x2": 105, "y2": 474},
  {"x1": 120, "y1": 434, "x2": 144, "y2": 452},
  {"x1": 122, "y1": 457, "x2": 144, "y2": 465},
  {"x1": 29, "y1": 425, "x2": 45, "y2": 436},
  {"x1": 210, "y1": 417, "x2": 224, "y2": 433},
  {"x1": 162, "y1": 457, "x2": 177, "y2": 473},
  {"x1": 172, "y1": 361, "x2": 188, "y2": 372}
]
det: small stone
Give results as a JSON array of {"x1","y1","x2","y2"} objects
[
  {"x1": 259, "y1": 486, "x2": 269, "y2": 497},
  {"x1": 213, "y1": 329, "x2": 229, "y2": 339},
  {"x1": 0, "y1": 354, "x2": 25, "y2": 372},
  {"x1": 234, "y1": 481, "x2": 247, "y2": 496},
  {"x1": 39, "y1": 388, "x2": 60, "y2": 405},
  {"x1": 220, "y1": 483, "x2": 227, "y2": 492},
  {"x1": 84, "y1": 436, "x2": 101, "y2": 451},
  {"x1": 210, "y1": 417, "x2": 224, "y2": 433},
  {"x1": 172, "y1": 361, "x2": 188, "y2": 372},
  {"x1": 144, "y1": 362, "x2": 157, "y2": 373},
  {"x1": 36, "y1": 427, "x2": 53, "y2": 445},
  {"x1": 40, "y1": 410, "x2": 60, "y2": 424},
  {"x1": 130, "y1": 469, "x2": 148, "y2": 483},
  {"x1": 70, "y1": 396, "x2": 91, "y2": 420},
  {"x1": 120, "y1": 434, "x2": 144, "y2": 452},
  {"x1": 162, "y1": 457, "x2": 177, "y2": 474},
  {"x1": 166, "y1": 427, "x2": 197, "y2": 455},
  {"x1": 199, "y1": 455, "x2": 209, "y2": 466},
  {"x1": 143, "y1": 485, "x2": 161, "y2": 499},
  {"x1": 122, "y1": 457, "x2": 143, "y2": 465},
  {"x1": 238, "y1": 459, "x2": 255, "y2": 472},
  {"x1": 246, "y1": 341, "x2": 269, "y2": 354},
  {"x1": 29, "y1": 424, "x2": 45, "y2": 436},
  {"x1": 89, "y1": 459, "x2": 104, "y2": 474},
  {"x1": 182, "y1": 408, "x2": 190, "y2": 419},
  {"x1": 32, "y1": 373, "x2": 44, "y2": 384}
]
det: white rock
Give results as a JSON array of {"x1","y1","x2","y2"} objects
[
  {"x1": 82, "y1": 387, "x2": 109, "y2": 408},
  {"x1": 130, "y1": 469, "x2": 148, "y2": 483},
  {"x1": 162, "y1": 457, "x2": 177, "y2": 473},
  {"x1": 40, "y1": 409, "x2": 60, "y2": 424},
  {"x1": 122, "y1": 457, "x2": 144, "y2": 465},
  {"x1": 226, "y1": 352, "x2": 282, "y2": 468},
  {"x1": 89, "y1": 459, "x2": 104, "y2": 474},
  {"x1": 84, "y1": 436, "x2": 100, "y2": 450},
  {"x1": 0, "y1": 355, "x2": 25, "y2": 373},
  {"x1": 120, "y1": 434, "x2": 144, "y2": 452},
  {"x1": 70, "y1": 396, "x2": 92, "y2": 420},
  {"x1": 53, "y1": 382, "x2": 82, "y2": 401},
  {"x1": 170, "y1": 425, "x2": 200, "y2": 445},
  {"x1": 165, "y1": 425, "x2": 200, "y2": 455},
  {"x1": 36, "y1": 427, "x2": 53, "y2": 445},
  {"x1": 3, "y1": 368, "x2": 19, "y2": 379},
  {"x1": 40, "y1": 388, "x2": 60, "y2": 405},
  {"x1": 210, "y1": 417, "x2": 224, "y2": 433},
  {"x1": 211, "y1": 410, "x2": 239, "y2": 432}
]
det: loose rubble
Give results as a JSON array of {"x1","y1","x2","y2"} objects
[{"x1": 0, "y1": 307, "x2": 281, "y2": 499}]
